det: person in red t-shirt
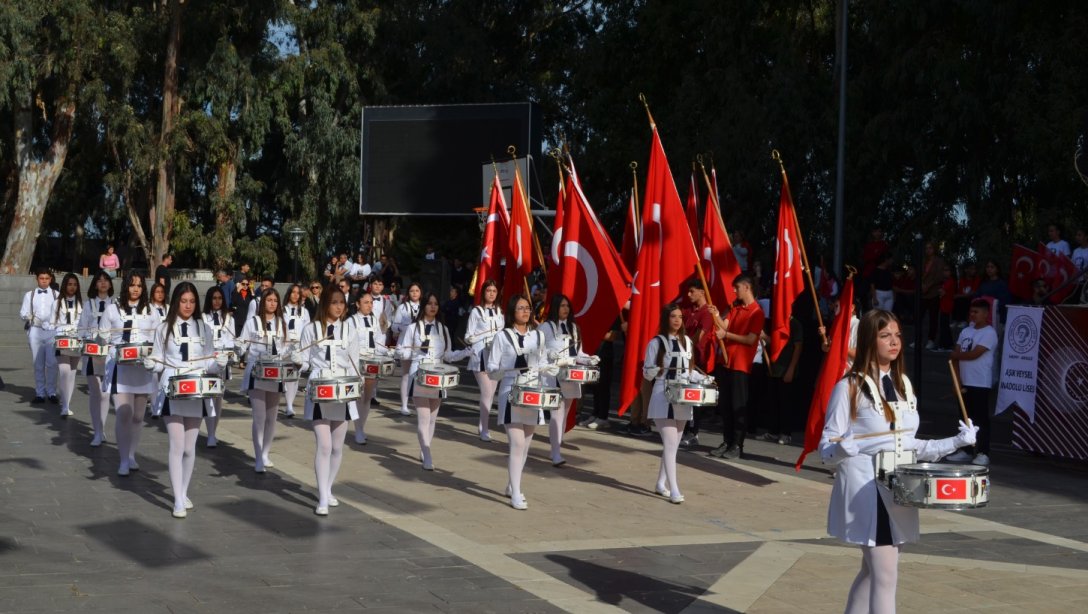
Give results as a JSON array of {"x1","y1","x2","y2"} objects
[
  {"x1": 681, "y1": 279, "x2": 727, "y2": 447},
  {"x1": 710, "y1": 275, "x2": 765, "y2": 459}
]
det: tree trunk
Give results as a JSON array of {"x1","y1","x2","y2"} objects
[
  {"x1": 0, "y1": 93, "x2": 76, "y2": 274},
  {"x1": 152, "y1": 0, "x2": 183, "y2": 269}
]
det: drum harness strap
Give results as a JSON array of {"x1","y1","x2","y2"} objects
[
  {"x1": 504, "y1": 328, "x2": 543, "y2": 366},
  {"x1": 416, "y1": 320, "x2": 450, "y2": 362},
  {"x1": 122, "y1": 304, "x2": 151, "y2": 343},
  {"x1": 57, "y1": 296, "x2": 82, "y2": 325},
  {"x1": 253, "y1": 315, "x2": 285, "y2": 355},
  {"x1": 470, "y1": 306, "x2": 501, "y2": 346},
  {"x1": 548, "y1": 320, "x2": 581, "y2": 357},
  {"x1": 654, "y1": 334, "x2": 691, "y2": 381},
  {"x1": 861, "y1": 373, "x2": 917, "y2": 484}
]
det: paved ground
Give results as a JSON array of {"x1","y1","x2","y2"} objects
[{"x1": 2, "y1": 341, "x2": 1088, "y2": 613}]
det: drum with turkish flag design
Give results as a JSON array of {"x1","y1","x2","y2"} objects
[
  {"x1": 890, "y1": 462, "x2": 989, "y2": 510},
  {"x1": 665, "y1": 380, "x2": 719, "y2": 407},
  {"x1": 167, "y1": 374, "x2": 223, "y2": 400},
  {"x1": 510, "y1": 383, "x2": 561, "y2": 410}
]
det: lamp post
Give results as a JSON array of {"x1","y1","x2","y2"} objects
[{"x1": 288, "y1": 227, "x2": 306, "y2": 283}]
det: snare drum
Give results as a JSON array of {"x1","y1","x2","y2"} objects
[
  {"x1": 510, "y1": 383, "x2": 562, "y2": 410},
  {"x1": 665, "y1": 380, "x2": 719, "y2": 406},
  {"x1": 889, "y1": 463, "x2": 989, "y2": 510},
  {"x1": 307, "y1": 376, "x2": 361, "y2": 403},
  {"x1": 558, "y1": 365, "x2": 600, "y2": 384},
  {"x1": 54, "y1": 336, "x2": 84, "y2": 357},
  {"x1": 167, "y1": 374, "x2": 224, "y2": 400},
  {"x1": 254, "y1": 357, "x2": 299, "y2": 383},
  {"x1": 359, "y1": 354, "x2": 396, "y2": 378},
  {"x1": 82, "y1": 341, "x2": 110, "y2": 357},
  {"x1": 415, "y1": 363, "x2": 460, "y2": 391},
  {"x1": 117, "y1": 342, "x2": 153, "y2": 363}
]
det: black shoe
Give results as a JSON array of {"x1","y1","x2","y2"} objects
[
  {"x1": 31, "y1": 396, "x2": 45, "y2": 404},
  {"x1": 680, "y1": 435, "x2": 699, "y2": 448},
  {"x1": 371, "y1": 397, "x2": 381, "y2": 407},
  {"x1": 709, "y1": 443, "x2": 728, "y2": 458},
  {"x1": 48, "y1": 395, "x2": 59, "y2": 404},
  {"x1": 721, "y1": 445, "x2": 742, "y2": 460},
  {"x1": 617, "y1": 424, "x2": 632, "y2": 435},
  {"x1": 632, "y1": 425, "x2": 653, "y2": 437}
]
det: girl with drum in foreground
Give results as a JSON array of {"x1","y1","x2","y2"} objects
[
  {"x1": 396, "y1": 292, "x2": 470, "y2": 470},
  {"x1": 348, "y1": 292, "x2": 387, "y2": 444},
  {"x1": 283, "y1": 283, "x2": 311, "y2": 418},
  {"x1": 293, "y1": 287, "x2": 361, "y2": 516},
  {"x1": 146, "y1": 282, "x2": 228, "y2": 518},
  {"x1": 47, "y1": 273, "x2": 83, "y2": 419},
  {"x1": 819, "y1": 309, "x2": 977, "y2": 612},
  {"x1": 391, "y1": 282, "x2": 422, "y2": 416},
  {"x1": 644, "y1": 303, "x2": 707, "y2": 504},
  {"x1": 78, "y1": 272, "x2": 114, "y2": 446},
  {"x1": 464, "y1": 280, "x2": 504, "y2": 442},
  {"x1": 240, "y1": 288, "x2": 292, "y2": 473},
  {"x1": 202, "y1": 286, "x2": 235, "y2": 448},
  {"x1": 487, "y1": 295, "x2": 554, "y2": 510},
  {"x1": 540, "y1": 293, "x2": 599, "y2": 466},
  {"x1": 104, "y1": 272, "x2": 158, "y2": 476}
]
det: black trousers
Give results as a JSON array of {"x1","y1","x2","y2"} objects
[
  {"x1": 964, "y1": 386, "x2": 991, "y2": 455},
  {"x1": 590, "y1": 341, "x2": 614, "y2": 420},
  {"x1": 766, "y1": 376, "x2": 796, "y2": 436},
  {"x1": 715, "y1": 367, "x2": 750, "y2": 448}
]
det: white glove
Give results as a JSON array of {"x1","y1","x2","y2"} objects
[
  {"x1": 953, "y1": 419, "x2": 979, "y2": 448},
  {"x1": 215, "y1": 353, "x2": 230, "y2": 368},
  {"x1": 585, "y1": 355, "x2": 601, "y2": 366},
  {"x1": 838, "y1": 433, "x2": 859, "y2": 457},
  {"x1": 556, "y1": 356, "x2": 576, "y2": 367},
  {"x1": 687, "y1": 371, "x2": 707, "y2": 384},
  {"x1": 289, "y1": 351, "x2": 305, "y2": 366},
  {"x1": 643, "y1": 366, "x2": 661, "y2": 380},
  {"x1": 539, "y1": 365, "x2": 560, "y2": 377},
  {"x1": 142, "y1": 357, "x2": 157, "y2": 371},
  {"x1": 236, "y1": 342, "x2": 250, "y2": 357}
]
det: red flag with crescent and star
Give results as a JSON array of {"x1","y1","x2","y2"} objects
[
  {"x1": 473, "y1": 174, "x2": 510, "y2": 303},
  {"x1": 769, "y1": 170, "x2": 805, "y2": 362},
  {"x1": 546, "y1": 173, "x2": 568, "y2": 301},
  {"x1": 1036, "y1": 242, "x2": 1078, "y2": 303},
  {"x1": 618, "y1": 127, "x2": 701, "y2": 415},
  {"x1": 700, "y1": 189, "x2": 742, "y2": 308},
  {"x1": 1008, "y1": 244, "x2": 1040, "y2": 300},
  {"x1": 504, "y1": 165, "x2": 537, "y2": 303}
]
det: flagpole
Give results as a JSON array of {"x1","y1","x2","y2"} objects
[
  {"x1": 688, "y1": 158, "x2": 730, "y2": 361},
  {"x1": 629, "y1": 161, "x2": 640, "y2": 240},
  {"x1": 772, "y1": 149, "x2": 828, "y2": 346}
]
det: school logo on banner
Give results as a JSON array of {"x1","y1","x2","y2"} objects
[{"x1": 996, "y1": 306, "x2": 1044, "y2": 423}]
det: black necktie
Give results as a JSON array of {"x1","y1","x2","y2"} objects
[
  {"x1": 325, "y1": 325, "x2": 334, "y2": 361},
  {"x1": 266, "y1": 320, "x2": 278, "y2": 354},
  {"x1": 123, "y1": 307, "x2": 132, "y2": 343},
  {"x1": 560, "y1": 322, "x2": 568, "y2": 335},
  {"x1": 365, "y1": 317, "x2": 374, "y2": 348},
  {"x1": 487, "y1": 308, "x2": 494, "y2": 317},
  {"x1": 213, "y1": 312, "x2": 220, "y2": 326},
  {"x1": 180, "y1": 322, "x2": 189, "y2": 361},
  {"x1": 66, "y1": 301, "x2": 73, "y2": 324},
  {"x1": 514, "y1": 333, "x2": 527, "y2": 369},
  {"x1": 98, "y1": 300, "x2": 105, "y2": 313},
  {"x1": 882, "y1": 374, "x2": 898, "y2": 402},
  {"x1": 422, "y1": 323, "x2": 433, "y2": 352},
  {"x1": 667, "y1": 338, "x2": 680, "y2": 380}
]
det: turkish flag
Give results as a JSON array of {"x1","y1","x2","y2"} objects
[
  {"x1": 683, "y1": 388, "x2": 702, "y2": 402},
  {"x1": 317, "y1": 385, "x2": 334, "y2": 399},
  {"x1": 619, "y1": 127, "x2": 700, "y2": 415},
  {"x1": 546, "y1": 174, "x2": 568, "y2": 303},
  {"x1": 522, "y1": 391, "x2": 541, "y2": 406},
  {"x1": 701, "y1": 190, "x2": 742, "y2": 308},
  {"x1": 686, "y1": 173, "x2": 700, "y2": 246},
  {"x1": 424, "y1": 374, "x2": 440, "y2": 387},
  {"x1": 569, "y1": 369, "x2": 585, "y2": 381},
  {"x1": 1037, "y1": 242, "x2": 1078, "y2": 303},
  {"x1": 473, "y1": 174, "x2": 510, "y2": 303},
  {"x1": 122, "y1": 347, "x2": 138, "y2": 360},
  {"x1": 178, "y1": 380, "x2": 197, "y2": 394},
  {"x1": 264, "y1": 367, "x2": 278, "y2": 378},
  {"x1": 795, "y1": 276, "x2": 855, "y2": 470},
  {"x1": 935, "y1": 479, "x2": 967, "y2": 500},
  {"x1": 769, "y1": 170, "x2": 806, "y2": 362},
  {"x1": 505, "y1": 165, "x2": 537, "y2": 303},
  {"x1": 620, "y1": 188, "x2": 640, "y2": 274},
  {"x1": 1008, "y1": 244, "x2": 1039, "y2": 300}
]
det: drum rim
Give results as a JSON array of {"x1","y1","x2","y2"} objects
[{"x1": 896, "y1": 462, "x2": 989, "y2": 476}]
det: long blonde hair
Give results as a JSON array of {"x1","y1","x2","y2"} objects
[{"x1": 846, "y1": 309, "x2": 904, "y2": 422}]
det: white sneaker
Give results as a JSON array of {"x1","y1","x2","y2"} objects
[
  {"x1": 505, "y1": 484, "x2": 513, "y2": 497},
  {"x1": 586, "y1": 418, "x2": 605, "y2": 430},
  {"x1": 328, "y1": 497, "x2": 340, "y2": 507},
  {"x1": 511, "y1": 495, "x2": 528, "y2": 510},
  {"x1": 355, "y1": 432, "x2": 367, "y2": 445},
  {"x1": 60, "y1": 407, "x2": 72, "y2": 417},
  {"x1": 172, "y1": 508, "x2": 187, "y2": 519},
  {"x1": 945, "y1": 450, "x2": 972, "y2": 462},
  {"x1": 400, "y1": 407, "x2": 412, "y2": 416},
  {"x1": 422, "y1": 459, "x2": 434, "y2": 471},
  {"x1": 314, "y1": 506, "x2": 329, "y2": 516},
  {"x1": 90, "y1": 434, "x2": 103, "y2": 447},
  {"x1": 551, "y1": 456, "x2": 566, "y2": 467},
  {"x1": 655, "y1": 484, "x2": 670, "y2": 497},
  {"x1": 669, "y1": 493, "x2": 685, "y2": 504},
  {"x1": 117, "y1": 463, "x2": 130, "y2": 477},
  {"x1": 206, "y1": 435, "x2": 218, "y2": 448},
  {"x1": 479, "y1": 431, "x2": 491, "y2": 442},
  {"x1": 254, "y1": 460, "x2": 266, "y2": 473},
  {"x1": 972, "y1": 453, "x2": 990, "y2": 466},
  {"x1": 184, "y1": 498, "x2": 194, "y2": 510},
  {"x1": 262, "y1": 456, "x2": 274, "y2": 468}
]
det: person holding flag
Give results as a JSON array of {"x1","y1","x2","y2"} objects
[
  {"x1": 709, "y1": 275, "x2": 764, "y2": 459},
  {"x1": 819, "y1": 309, "x2": 978, "y2": 612}
]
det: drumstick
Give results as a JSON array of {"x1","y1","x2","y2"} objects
[
  {"x1": 947, "y1": 360, "x2": 972, "y2": 424},
  {"x1": 829, "y1": 428, "x2": 910, "y2": 443}
]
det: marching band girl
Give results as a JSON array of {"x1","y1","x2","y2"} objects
[
  {"x1": 45, "y1": 274, "x2": 83, "y2": 419},
  {"x1": 819, "y1": 309, "x2": 977, "y2": 611},
  {"x1": 348, "y1": 292, "x2": 388, "y2": 444},
  {"x1": 292, "y1": 286, "x2": 361, "y2": 516},
  {"x1": 643, "y1": 303, "x2": 705, "y2": 504},
  {"x1": 145, "y1": 282, "x2": 229, "y2": 518},
  {"x1": 487, "y1": 294, "x2": 553, "y2": 510},
  {"x1": 283, "y1": 283, "x2": 310, "y2": 418},
  {"x1": 391, "y1": 282, "x2": 422, "y2": 416},
  {"x1": 396, "y1": 292, "x2": 469, "y2": 470},
  {"x1": 104, "y1": 272, "x2": 158, "y2": 476},
  {"x1": 465, "y1": 280, "x2": 504, "y2": 442},
  {"x1": 149, "y1": 283, "x2": 169, "y2": 321},
  {"x1": 78, "y1": 272, "x2": 114, "y2": 446},
  {"x1": 240, "y1": 288, "x2": 292, "y2": 473},
  {"x1": 540, "y1": 293, "x2": 599, "y2": 466},
  {"x1": 201, "y1": 286, "x2": 235, "y2": 447}
]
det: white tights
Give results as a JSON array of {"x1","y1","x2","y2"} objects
[
  {"x1": 56, "y1": 357, "x2": 79, "y2": 411},
  {"x1": 313, "y1": 419, "x2": 347, "y2": 508},
  {"x1": 204, "y1": 398, "x2": 220, "y2": 442},
  {"x1": 548, "y1": 399, "x2": 574, "y2": 462},
  {"x1": 165, "y1": 416, "x2": 201, "y2": 512},
  {"x1": 249, "y1": 389, "x2": 281, "y2": 468},
  {"x1": 87, "y1": 375, "x2": 109, "y2": 440},
  {"x1": 473, "y1": 371, "x2": 497, "y2": 437},
  {"x1": 283, "y1": 380, "x2": 300, "y2": 414},
  {"x1": 845, "y1": 545, "x2": 899, "y2": 614},
  {"x1": 113, "y1": 393, "x2": 146, "y2": 468},
  {"x1": 399, "y1": 372, "x2": 413, "y2": 412},
  {"x1": 654, "y1": 418, "x2": 685, "y2": 497},
  {"x1": 414, "y1": 397, "x2": 442, "y2": 465},
  {"x1": 505, "y1": 424, "x2": 536, "y2": 498},
  {"x1": 353, "y1": 380, "x2": 377, "y2": 440}
]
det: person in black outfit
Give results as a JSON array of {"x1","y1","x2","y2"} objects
[
  {"x1": 230, "y1": 278, "x2": 256, "y2": 337},
  {"x1": 155, "y1": 254, "x2": 174, "y2": 296}
]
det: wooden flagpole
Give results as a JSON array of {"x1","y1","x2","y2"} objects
[{"x1": 772, "y1": 149, "x2": 827, "y2": 346}]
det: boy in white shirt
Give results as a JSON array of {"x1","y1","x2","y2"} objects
[
  {"x1": 948, "y1": 299, "x2": 999, "y2": 465},
  {"x1": 1045, "y1": 223, "x2": 1071, "y2": 257}
]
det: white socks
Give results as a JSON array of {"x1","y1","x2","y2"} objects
[
  {"x1": 313, "y1": 420, "x2": 347, "y2": 508},
  {"x1": 249, "y1": 389, "x2": 280, "y2": 468},
  {"x1": 506, "y1": 425, "x2": 535, "y2": 498},
  {"x1": 399, "y1": 373, "x2": 413, "y2": 412},
  {"x1": 113, "y1": 393, "x2": 146, "y2": 469},
  {"x1": 474, "y1": 372, "x2": 497, "y2": 437},
  {"x1": 655, "y1": 419, "x2": 684, "y2": 498},
  {"x1": 283, "y1": 381, "x2": 299, "y2": 414},
  {"x1": 165, "y1": 416, "x2": 201, "y2": 512},
  {"x1": 548, "y1": 399, "x2": 573, "y2": 462},
  {"x1": 354, "y1": 381, "x2": 376, "y2": 442},
  {"x1": 56, "y1": 358, "x2": 78, "y2": 412},
  {"x1": 415, "y1": 398, "x2": 440, "y2": 467},
  {"x1": 846, "y1": 545, "x2": 899, "y2": 614},
  {"x1": 87, "y1": 375, "x2": 109, "y2": 442}
]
